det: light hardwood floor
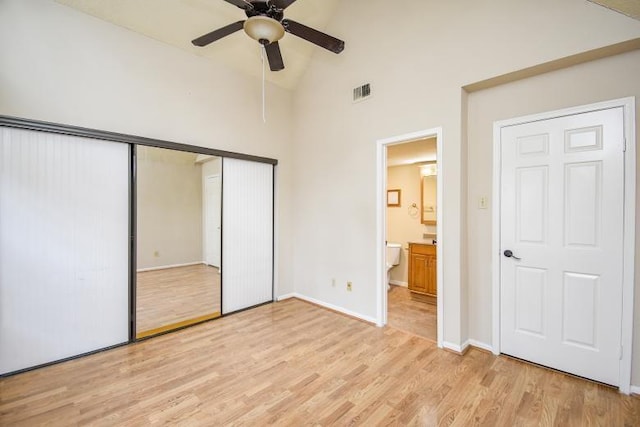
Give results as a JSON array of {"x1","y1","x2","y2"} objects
[
  {"x1": 136, "y1": 264, "x2": 221, "y2": 334},
  {"x1": 2, "y1": 298, "x2": 639, "y2": 426},
  {"x1": 387, "y1": 285, "x2": 437, "y2": 342}
]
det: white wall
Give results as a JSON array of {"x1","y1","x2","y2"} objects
[
  {"x1": 466, "y1": 49, "x2": 640, "y2": 383},
  {"x1": 136, "y1": 146, "x2": 203, "y2": 270},
  {"x1": 0, "y1": 0, "x2": 295, "y2": 295},
  {"x1": 291, "y1": 0, "x2": 640, "y2": 350}
]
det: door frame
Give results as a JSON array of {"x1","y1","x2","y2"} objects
[
  {"x1": 376, "y1": 127, "x2": 444, "y2": 348},
  {"x1": 491, "y1": 97, "x2": 636, "y2": 393},
  {"x1": 204, "y1": 173, "x2": 222, "y2": 269}
]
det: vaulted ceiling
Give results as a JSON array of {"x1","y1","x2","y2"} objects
[
  {"x1": 55, "y1": 0, "x2": 639, "y2": 92},
  {"x1": 55, "y1": 0, "x2": 341, "y2": 90}
]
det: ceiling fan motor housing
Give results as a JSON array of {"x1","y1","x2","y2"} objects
[{"x1": 246, "y1": 2, "x2": 284, "y2": 21}]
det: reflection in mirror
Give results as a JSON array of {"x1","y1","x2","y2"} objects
[
  {"x1": 421, "y1": 163, "x2": 437, "y2": 225},
  {"x1": 135, "y1": 146, "x2": 221, "y2": 338}
]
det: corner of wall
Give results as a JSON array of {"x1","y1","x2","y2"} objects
[{"x1": 460, "y1": 88, "x2": 471, "y2": 345}]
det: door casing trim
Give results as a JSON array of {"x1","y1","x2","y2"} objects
[
  {"x1": 376, "y1": 127, "x2": 444, "y2": 349},
  {"x1": 491, "y1": 96, "x2": 636, "y2": 394}
]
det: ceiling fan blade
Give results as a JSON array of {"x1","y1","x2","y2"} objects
[
  {"x1": 192, "y1": 20, "x2": 245, "y2": 47},
  {"x1": 270, "y1": 0, "x2": 297, "y2": 9},
  {"x1": 282, "y1": 19, "x2": 345, "y2": 54},
  {"x1": 265, "y1": 41, "x2": 285, "y2": 71},
  {"x1": 223, "y1": 0, "x2": 254, "y2": 10}
]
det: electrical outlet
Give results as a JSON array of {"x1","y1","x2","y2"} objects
[
  {"x1": 153, "y1": 250, "x2": 160, "y2": 257},
  {"x1": 347, "y1": 281, "x2": 352, "y2": 291}
]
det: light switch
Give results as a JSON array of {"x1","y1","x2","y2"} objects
[{"x1": 479, "y1": 196, "x2": 488, "y2": 209}]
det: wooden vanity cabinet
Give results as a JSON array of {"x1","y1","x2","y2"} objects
[{"x1": 408, "y1": 243, "x2": 437, "y2": 297}]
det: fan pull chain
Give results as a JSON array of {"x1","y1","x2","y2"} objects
[{"x1": 260, "y1": 45, "x2": 266, "y2": 123}]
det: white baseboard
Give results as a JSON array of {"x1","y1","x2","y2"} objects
[
  {"x1": 443, "y1": 339, "x2": 494, "y2": 355},
  {"x1": 276, "y1": 293, "x2": 296, "y2": 301},
  {"x1": 137, "y1": 261, "x2": 205, "y2": 273},
  {"x1": 630, "y1": 385, "x2": 640, "y2": 396},
  {"x1": 389, "y1": 280, "x2": 408, "y2": 287},
  {"x1": 285, "y1": 293, "x2": 377, "y2": 324},
  {"x1": 442, "y1": 341, "x2": 467, "y2": 354},
  {"x1": 467, "y1": 339, "x2": 494, "y2": 353}
]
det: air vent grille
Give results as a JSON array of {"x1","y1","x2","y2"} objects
[{"x1": 353, "y1": 83, "x2": 371, "y2": 102}]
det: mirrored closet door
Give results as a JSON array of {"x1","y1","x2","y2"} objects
[
  {"x1": 0, "y1": 115, "x2": 278, "y2": 375},
  {"x1": 0, "y1": 127, "x2": 129, "y2": 375},
  {"x1": 135, "y1": 146, "x2": 222, "y2": 338},
  {"x1": 221, "y1": 158, "x2": 274, "y2": 314}
]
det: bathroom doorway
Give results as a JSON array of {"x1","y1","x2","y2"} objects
[{"x1": 377, "y1": 128, "x2": 443, "y2": 346}]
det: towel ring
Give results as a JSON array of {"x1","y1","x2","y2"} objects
[{"x1": 408, "y1": 203, "x2": 419, "y2": 217}]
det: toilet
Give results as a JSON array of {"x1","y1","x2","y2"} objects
[{"x1": 386, "y1": 242, "x2": 402, "y2": 290}]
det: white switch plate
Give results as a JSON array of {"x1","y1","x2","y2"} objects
[{"x1": 479, "y1": 196, "x2": 488, "y2": 209}]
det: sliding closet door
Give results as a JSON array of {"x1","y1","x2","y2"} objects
[
  {"x1": 0, "y1": 128, "x2": 129, "y2": 375},
  {"x1": 222, "y1": 158, "x2": 273, "y2": 313}
]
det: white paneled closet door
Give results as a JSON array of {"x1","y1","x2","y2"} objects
[
  {"x1": 222, "y1": 158, "x2": 274, "y2": 314},
  {"x1": 0, "y1": 128, "x2": 129, "y2": 375},
  {"x1": 499, "y1": 107, "x2": 625, "y2": 386}
]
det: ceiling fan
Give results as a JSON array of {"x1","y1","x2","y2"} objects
[{"x1": 191, "y1": 0, "x2": 345, "y2": 71}]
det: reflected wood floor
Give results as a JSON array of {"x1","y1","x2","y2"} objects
[
  {"x1": 2, "y1": 298, "x2": 640, "y2": 426},
  {"x1": 387, "y1": 285, "x2": 437, "y2": 342},
  {"x1": 136, "y1": 264, "x2": 221, "y2": 333}
]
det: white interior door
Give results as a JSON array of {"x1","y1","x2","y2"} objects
[
  {"x1": 222, "y1": 158, "x2": 274, "y2": 314},
  {"x1": 204, "y1": 174, "x2": 221, "y2": 269},
  {"x1": 500, "y1": 107, "x2": 625, "y2": 386}
]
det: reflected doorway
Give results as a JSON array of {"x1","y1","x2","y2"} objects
[
  {"x1": 135, "y1": 146, "x2": 222, "y2": 338},
  {"x1": 204, "y1": 174, "x2": 221, "y2": 270}
]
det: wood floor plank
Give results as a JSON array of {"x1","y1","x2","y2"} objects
[
  {"x1": 387, "y1": 285, "x2": 437, "y2": 341},
  {"x1": 2, "y1": 298, "x2": 640, "y2": 426},
  {"x1": 136, "y1": 264, "x2": 221, "y2": 334}
]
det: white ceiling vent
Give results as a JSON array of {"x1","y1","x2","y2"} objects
[{"x1": 353, "y1": 83, "x2": 372, "y2": 103}]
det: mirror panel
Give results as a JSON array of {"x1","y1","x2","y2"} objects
[
  {"x1": 421, "y1": 172, "x2": 437, "y2": 225},
  {"x1": 135, "y1": 146, "x2": 221, "y2": 338}
]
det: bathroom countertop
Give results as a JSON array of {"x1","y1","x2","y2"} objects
[{"x1": 408, "y1": 241, "x2": 437, "y2": 246}]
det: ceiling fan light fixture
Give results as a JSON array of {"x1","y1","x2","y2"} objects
[{"x1": 243, "y1": 16, "x2": 285, "y2": 44}]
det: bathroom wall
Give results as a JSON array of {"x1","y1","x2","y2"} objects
[
  {"x1": 137, "y1": 146, "x2": 203, "y2": 270},
  {"x1": 386, "y1": 164, "x2": 436, "y2": 285}
]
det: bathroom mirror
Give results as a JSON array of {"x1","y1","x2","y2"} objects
[{"x1": 421, "y1": 164, "x2": 437, "y2": 225}]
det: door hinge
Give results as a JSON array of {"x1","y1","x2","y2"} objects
[
  {"x1": 620, "y1": 345, "x2": 623, "y2": 360},
  {"x1": 623, "y1": 138, "x2": 627, "y2": 152}
]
